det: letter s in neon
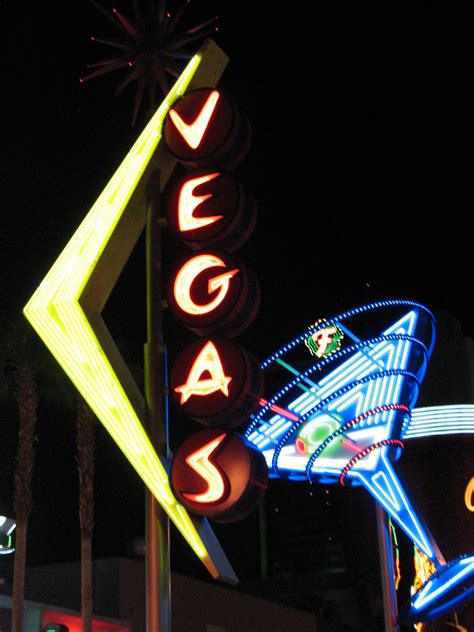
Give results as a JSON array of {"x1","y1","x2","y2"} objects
[{"x1": 183, "y1": 433, "x2": 228, "y2": 503}]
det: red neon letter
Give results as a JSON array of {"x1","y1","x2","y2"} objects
[
  {"x1": 174, "y1": 340, "x2": 232, "y2": 404},
  {"x1": 178, "y1": 172, "x2": 222, "y2": 232},
  {"x1": 169, "y1": 90, "x2": 220, "y2": 150},
  {"x1": 183, "y1": 433, "x2": 227, "y2": 503},
  {"x1": 173, "y1": 254, "x2": 238, "y2": 316}
]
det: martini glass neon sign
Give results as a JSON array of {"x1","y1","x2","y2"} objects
[{"x1": 244, "y1": 299, "x2": 474, "y2": 621}]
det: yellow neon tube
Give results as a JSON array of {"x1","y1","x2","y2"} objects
[{"x1": 23, "y1": 48, "x2": 222, "y2": 569}]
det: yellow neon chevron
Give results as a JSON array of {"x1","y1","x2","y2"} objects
[{"x1": 23, "y1": 40, "x2": 232, "y2": 578}]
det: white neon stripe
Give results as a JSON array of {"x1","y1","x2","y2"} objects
[{"x1": 404, "y1": 405, "x2": 474, "y2": 438}]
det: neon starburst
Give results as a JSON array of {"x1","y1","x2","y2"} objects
[{"x1": 80, "y1": 0, "x2": 219, "y2": 125}]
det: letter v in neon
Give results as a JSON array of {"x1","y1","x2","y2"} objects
[{"x1": 169, "y1": 90, "x2": 220, "y2": 149}]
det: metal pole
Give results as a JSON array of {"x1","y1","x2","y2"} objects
[
  {"x1": 144, "y1": 169, "x2": 171, "y2": 632},
  {"x1": 376, "y1": 503, "x2": 399, "y2": 632},
  {"x1": 258, "y1": 500, "x2": 268, "y2": 581}
]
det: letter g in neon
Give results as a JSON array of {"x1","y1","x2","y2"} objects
[{"x1": 173, "y1": 253, "x2": 239, "y2": 316}]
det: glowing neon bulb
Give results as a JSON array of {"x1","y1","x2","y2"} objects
[
  {"x1": 173, "y1": 254, "x2": 238, "y2": 315},
  {"x1": 465, "y1": 477, "x2": 474, "y2": 512},
  {"x1": 183, "y1": 433, "x2": 227, "y2": 503},
  {"x1": 178, "y1": 172, "x2": 223, "y2": 232},
  {"x1": 174, "y1": 340, "x2": 232, "y2": 404},
  {"x1": 169, "y1": 90, "x2": 220, "y2": 149}
]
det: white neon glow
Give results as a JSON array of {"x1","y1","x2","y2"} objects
[
  {"x1": 404, "y1": 405, "x2": 474, "y2": 438},
  {"x1": 0, "y1": 517, "x2": 6, "y2": 528}
]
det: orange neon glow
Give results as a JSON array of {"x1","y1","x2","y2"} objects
[
  {"x1": 174, "y1": 340, "x2": 232, "y2": 404},
  {"x1": 178, "y1": 172, "x2": 223, "y2": 232},
  {"x1": 173, "y1": 254, "x2": 238, "y2": 316},
  {"x1": 465, "y1": 477, "x2": 474, "y2": 512},
  {"x1": 183, "y1": 433, "x2": 227, "y2": 503},
  {"x1": 169, "y1": 90, "x2": 220, "y2": 149}
]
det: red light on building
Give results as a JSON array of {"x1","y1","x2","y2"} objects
[
  {"x1": 170, "y1": 428, "x2": 268, "y2": 523},
  {"x1": 170, "y1": 337, "x2": 264, "y2": 428},
  {"x1": 166, "y1": 169, "x2": 257, "y2": 252},
  {"x1": 167, "y1": 251, "x2": 260, "y2": 338},
  {"x1": 164, "y1": 88, "x2": 252, "y2": 170}
]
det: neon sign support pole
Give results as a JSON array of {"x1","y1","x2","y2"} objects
[
  {"x1": 376, "y1": 503, "x2": 399, "y2": 632},
  {"x1": 144, "y1": 170, "x2": 170, "y2": 632}
]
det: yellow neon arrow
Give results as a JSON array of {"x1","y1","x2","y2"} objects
[{"x1": 23, "y1": 40, "x2": 235, "y2": 581}]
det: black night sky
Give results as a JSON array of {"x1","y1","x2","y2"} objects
[{"x1": 2, "y1": 0, "x2": 473, "y2": 595}]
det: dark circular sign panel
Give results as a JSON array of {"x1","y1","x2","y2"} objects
[
  {"x1": 163, "y1": 88, "x2": 251, "y2": 170},
  {"x1": 166, "y1": 169, "x2": 257, "y2": 252},
  {"x1": 170, "y1": 336, "x2": 264, "y2": 428},
  {"x1": 170, "y1": 428, "x2": 268, "y2": 523},
  {"x1": 167, "y1": 250, "x2": 260, "y2": 338}
]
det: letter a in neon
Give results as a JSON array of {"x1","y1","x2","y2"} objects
[{"x1": 175, "y1": 340, "x2": 232, "y2": 404}]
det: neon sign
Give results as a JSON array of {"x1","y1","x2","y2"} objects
[
  {"x1": 168, "y1": 89, "x2": 220, "y2": 150},
  {"x1": 165, "y1": 80, "x2": 264, "y2": 525},
  {"x1": 172, "y1": 253, "x2": 239, "y2": 316},
  {"x1": 23, "y1": 39, "x2": 238, "y2": 583},
  {"x1": 167, "y1": 250, "x2": 260, "y2": 338},
  {"x1": 176, "y1": 172, "x2": 223, "y2": 231},
  {"x1": 402, "y1": 555, "x2": 474, "y2": 623},
  {"x1": 171, "y1": 428, "x2": 268, "y2": 522},
  {"x1": 164, "y1": 88, "x2": 252, "y2": 170},
  {"x1": 305, "y1": 321, "x2": 343, "y2": 358},
  {"x1": 182, "y1": 433, "x2": 229, "y2": 503},
  {"x1": 244, "y1": 299, "x2": 474, "y2": 621},
  {"x1": 170, "y1": 337, "x2": 263, "y2": 429},
  {"x1": 174, "y1": 340, "x2": 232, "y2": 404},
  {"x1": 167, "y1": 169, "x2": 257, "y2": 252}
]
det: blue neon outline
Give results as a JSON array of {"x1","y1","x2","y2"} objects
[
  {"x1": 260, "y1": 300, "x2": 435, "y2": 369},
  {"x1": 245, "y1": 334, "x2": 425, "y2": 438},
  {"x1": 244, "y1": 301, "x2": 458, "y2": 566},
  {"x1": 413, "y1": 556, "x2": 474, "y2": 610},
  {"x1": 270, "y1": 369, "x2": 418, "y2": 474}
]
